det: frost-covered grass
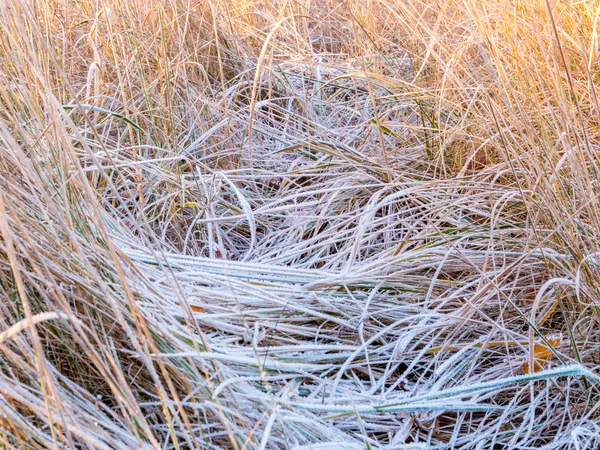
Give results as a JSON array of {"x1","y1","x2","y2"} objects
[{"x1": 1, "y1": 0, "x2": 600, "y2": 448}]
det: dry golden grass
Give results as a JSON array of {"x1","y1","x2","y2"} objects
[{"x1": 1, "y1": 0, "x2": 600, "y2": 448}]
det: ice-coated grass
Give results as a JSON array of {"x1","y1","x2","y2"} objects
[{"x1": 1, "y1": 0, "x2": 600, "y2": 448}]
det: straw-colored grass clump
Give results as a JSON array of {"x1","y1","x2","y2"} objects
[{"x1": 1, "y1": 0, "x2": 600, "y2": 448}]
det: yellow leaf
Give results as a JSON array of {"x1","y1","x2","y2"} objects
[{"x1": 523, "y1": 338, "x2": 559, "y2": 374}]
